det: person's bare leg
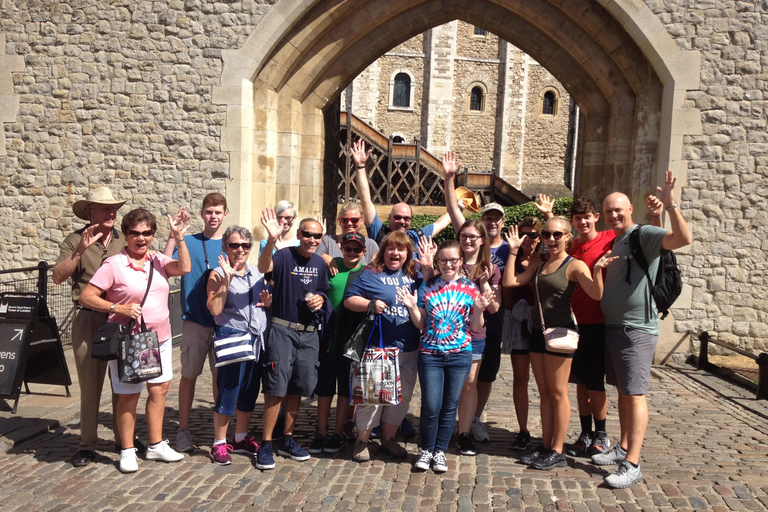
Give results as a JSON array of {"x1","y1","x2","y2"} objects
[
  {"x1": 213, "y1": 411, "x2": 231, "y2": 441},
  {"x1": 544, "y1": 354, "x2": 572, "y2": 454},
  {"x1": 316, "y1": 396, "x2": 333, "y2": 437},
  {"x1": 234, "y1": 410, "x2": 254, "y2": 436},
  {"x1": 576, "y1": 383, "x2": 590, "y2": 418},
  {"x1": 333, "y1": 399, "x2": 351, "y2": 436},
  {"x1": 529, "y1": 353, "x2": 551, "y2": 448},
  {"x1": 177, "y1": 376, "x2": 196, "y2": 429},
  {"x1": 145, "y1": 382, "x2": 171, "y2": 444},
  {"x1": 381, "y1": 421, "x2": 398, "y2": 442},
  {"x1": 623, "y1": 393, "x2": 648, "y2": 465},
  {"x1": 510, "y1": 354, "x2": 530, "y2": 432},
  {"x1": 589, "y1": 389, "x2": 608, "y2": 423},
  {"x1": 475, "y1": 381, "x2": 492, "y2": 418},
  {"x1": 282, "y1": 394, "x2": 302, "y2": 436},
  {"x1": 617, "y1": 391, "x2": 630, "y2": 451},
  {"x1": 457, "y1": 360, "x2": 481, "y2": 434},
  {"x1": 116, "y1": 393, "x2": 140, "y2": 449},
  {"x1": 262, "y1": 395, "x2": 284, "y2": 442}
]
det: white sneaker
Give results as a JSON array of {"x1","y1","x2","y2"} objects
[
  {"x1": 145, "y1": 440, "x2": 184, "y2": 462},
  {"x1": 432, "y1": 450, "x2": 448, "y2": 473},
  {"x1": 471, "y1": 417, "x2": 490, "y2": 442},
  {"x1": 414, "y1": 449, "x2": 433, "y2": 471},
  {"x1": 175, "y1": 429, "x2": 194, "y2": 453},
  {"x1": 119, "y1": 448, "x2": 138, "y2": 473}
]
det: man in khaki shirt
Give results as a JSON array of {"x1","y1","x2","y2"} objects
[{"x1": 53, "y1": 187, "x2": 127, "y2": 467}]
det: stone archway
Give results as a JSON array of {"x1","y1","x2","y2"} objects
[{"x1": 213, "y1": 0, "x2": 701, "y2": 235}]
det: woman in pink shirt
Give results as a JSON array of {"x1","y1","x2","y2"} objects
[{"x1": 80, "y1": 208, "x2": 191, "y2": 473}]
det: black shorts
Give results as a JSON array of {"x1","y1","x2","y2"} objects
[
  {"x1": 529, "y1": 328, "x2": 575, "y2": 359},
  {"x1": 315, "y1": 349, "x2": 353, "y2": 398},
  {"x1": 478, "y1": 331, "x2": 502, "y2": 383},
  {"x1": 569, "y1": 323, "x2": 606, "y2": 391}
]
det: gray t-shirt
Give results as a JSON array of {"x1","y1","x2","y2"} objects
[
  {"x1": 315, "y1": 234, "x2": 379, "y2": 265},
  {"x1": 601, "y1": 224, "x2": 667, "y2": 334}
]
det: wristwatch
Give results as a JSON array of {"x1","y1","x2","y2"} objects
[{"x1": 109, "y1": 303, "x2": 116, "y2": 312}]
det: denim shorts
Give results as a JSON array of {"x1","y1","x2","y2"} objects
[{"x1": 470, "y1": 338, "x2": 486, "y2": 362}]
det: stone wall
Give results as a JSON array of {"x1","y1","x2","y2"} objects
[{"x1": 0, "y1": 0, "x2": 268, "y2": 267}]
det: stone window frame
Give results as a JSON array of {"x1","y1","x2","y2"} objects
[
  {"x1": 472, "y1": 26, "x2": 486, "y2": 37},
  {"x1": 539, "y1": 87, "x2": 560, "y2": 118},
  {"x1": 388, "y1": 69, "x2": 416, "y2": 111},
  {"x1": 465, "y1": 82, "x2": 488, "y2": 114}
]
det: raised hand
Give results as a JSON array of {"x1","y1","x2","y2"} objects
[
  {"x1": 218, "y1": 253, "x2": 235, "y2": 280},
  {"x1": 326, "y1": 257, "x2": 339, "y2": 277},
  {"x1": 255, "y1": 289, "x2": 272, "y2": 309},
  {"x1": 396, "y1": 287, "x2": 418, "y2": 309},
  {"x1": 593, "y1": 252, "x2": 619, "y2": 271},
  {"x1": 351, "y1": 140, "x2": 372, "y2": 168},
  {"x1": 504, "y1": 225, "x2": 525, "y2": 253},
  {"x1": 261, "y1": 208, "x2": 283, "y2": 240},
  {"x1": 646, "y1": 195, "x2": 664, "y2": 218},
  {"x1": 415, "y1": 235, "x2": 437, "y2": 269},
  {"x1": 77, "y1": 224, "x2": 104, "y2": 254},
  {"x1": 478, "y1": 265, "x2": 491, "y2": 285},
  {"x1": 656, "y1": 169, "x2": 677, "y2": 208},
  {"x1": 167, "y1": 207, "x2": 190, "y2": 240},
  {"x1": 475, "y1": 288, "x2": 495, "y2": 310},
  {"x1": 533, "y1": 194, "x2": 554, "y2": 218},
  {"x1": 442, "y1": 151, "x2": 460, "y2": 179},
  {"x1": 320, "y1": 217, "x2": 328, "y2": 236}
]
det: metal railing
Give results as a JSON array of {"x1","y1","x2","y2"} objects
[{"x1": 692, "y1": 331, "x2": 768, "y2": 400}]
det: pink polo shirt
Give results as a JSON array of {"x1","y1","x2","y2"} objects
[{"x1": 89, "y1": 249, "x2": 174, "y2": 342}]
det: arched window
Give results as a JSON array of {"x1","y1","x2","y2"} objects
[
  {"x1": 392, "y1": 73, "x2": 411, "y2": 108},
  {"x1": 541, "y1": 90, "x2": 558, "y2": 116},
  {"x1": 470, "y1": 86, "x2": 484, "y2": 112}
]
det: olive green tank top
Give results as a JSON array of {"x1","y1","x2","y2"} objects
[{"x1": 533, "y1": 257, "x2": 577, "y2": 329}]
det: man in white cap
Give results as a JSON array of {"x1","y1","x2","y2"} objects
[{"x1": 53, "y1": 187, "x2": 131, "y2": 467}]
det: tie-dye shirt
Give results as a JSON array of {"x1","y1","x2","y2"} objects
[{"x1": 417, "y1": 276, "x2": 480, "y2": 355}]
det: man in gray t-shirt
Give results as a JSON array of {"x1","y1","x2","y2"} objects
[{"x1": 595, "y1": 170, "x2": 692, "y2": 489}]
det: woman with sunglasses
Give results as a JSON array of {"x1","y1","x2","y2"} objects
[
  {"x1": 399, "y1": 240, "x2": 494, "y2": 473},
  {"x1": 454, "y1": 220, "x2": 501, "y2": 456},
  {"x1": 80, "y1": 208, "x2": 190, "y2": 473},
  {"x1": 503, "y1": 217, "x2": 616, "y2": 470},
  {"x1": 343, "y1": 231, "x2": 427, "y2": 463},
  {"x1": 316, "y1": 202, "x2": 380, "y2": 273},
  {"x1": 503, "y1": 216, "x2": 542, "y2": 451},
  {"x1": 205, "y1": 226, "x2": 271, "y2": 465},
  {"x1": 258, "y1": 200, "x2": 299, "y2": 256}
]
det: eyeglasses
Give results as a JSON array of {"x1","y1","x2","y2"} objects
[
  {"x1": 436, "y1": 257, "x2": 461, "y2": 266},
  {"x1": 277, "y1": 215, "x2": 295, "y2": 222},
  {"x1": 339, "y1": 217, "x2": 361, "y2": 224},
  {"x1": 127, "y1": 230, "x2": 154, "y2": 237},
  {"x1": 342, "y1": 245, "x2": 363, "y2": 254},
  {"x1": 459, "y1": 234, "x2": 481, "y2": 242},
  {"x1": 227, "y1": 242, "x2": 252, "y2": 250},
  {"x1": 483, "y1": 217, "x2": 504, "y2": 224},
  {"x1": 541, "y1": 231, "x2": 566, "y2": 240},
  {"x1": 520, "y1": 231, "x2": 540, "y2": 239},
  {"x1": 301, "y1": 230, "x2": 323, "y2": 240},
  {"x1": 392, "y1": 215, "x2": 412, "y2": 222}
]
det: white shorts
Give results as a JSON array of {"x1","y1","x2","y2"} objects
[{"x1": 110, "y1": 338, "x2": 173, "y2": 394}]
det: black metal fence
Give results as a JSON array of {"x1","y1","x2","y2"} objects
[{"x1": 690, "y1": 331, "x2": 768, "y2": 400}]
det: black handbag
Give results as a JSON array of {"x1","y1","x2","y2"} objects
[{"x1": 91, "y1": 263, "x2": 155, "y2": 361}]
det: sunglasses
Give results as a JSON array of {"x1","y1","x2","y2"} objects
[
  {"x1": 339, "y1": 217, "x2": 361, "y2": 224},
  {"x1": 227, "y1": 242, "x2": 252, "y2": 250},
  {"x1": 392, "y1": 215, "x2": 412, "y2": 222},
  {"x1": 342, "y1": 245, "x2": 363, "y2": 254},
  {"x1": 127, "y1": 230, "x2": 154, "y2": 237},
  {"x1": 520, "y1": 231, "x2": 540, "y2": 239},
  {"x1": 436, "y1": 257, "x2": 461, "y2": 266},
  {"x1": 277, "y1": 215, "x2": 295, "y2": 222},
  {"x1": 301, "y1": 230, "x2": 323, "y2": 240},
  {"x1": 541, "y1": 231, "x2": 566, "y2": 240},
  {"x1": 459, "y1": 234, "x2": 481, "y2": 242}
]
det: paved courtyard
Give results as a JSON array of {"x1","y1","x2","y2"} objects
[{"x1": 2, "y1": 347, "x2": 768, "y2": 511}]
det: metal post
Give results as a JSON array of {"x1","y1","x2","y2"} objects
[
  {"x1": 697, "y1": 331, "x2": 710, "y2": 369},
  {"x1": 36, "y1": 261, "x2": 48, "y2": 299},
  {"x1": 757, "y1": 353, "x2": 768, "y2": 400}
]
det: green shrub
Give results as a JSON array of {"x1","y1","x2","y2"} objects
[{"x1": 403, "y1": 196, "x2": 573, "y2": 245}]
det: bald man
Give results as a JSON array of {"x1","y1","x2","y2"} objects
[
  {"x1": 593, "y1": 171, "x2": 692, "y2": 489},
  {"x1": 351, "y1": 140, "x2": 451, "y2": 251}
]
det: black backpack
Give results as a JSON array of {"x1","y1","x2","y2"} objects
[{"x1": 625, "y1": 225, "x2": 682, "y2": 320}]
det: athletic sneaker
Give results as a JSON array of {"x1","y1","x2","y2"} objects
[
  {"x1": 532, "y1": 449, "x2": 567, "y2": 470},
  {"x1": 604, "y1": 460, "x2": 643, "y2": 488},
  {"x1": 510, "y1": 431, "x2": 531, "y2": 451},
  {"x1": 232, "y1": 436, "x2": 259, "y2": 455},
  {"x1": 175, "y1": 428, "x2": 194, "y2": 453},
  {"x1": 256, "y1": 443, "x2": 275, "y2": 470},
  {"x1": 591, "y1": 444, "x2": 627, "y2": 466},
  {"x1": 520, "y1": 445, "x2": 547, "y2": 465},
  {"x1": 432, "y1": 450, "x2": 448, "y2": 473},
  {"x1": 566, "y1": 431, "x2": 593, "y2": 457},
  {"x1": 400, "y1": 417, "x2": 417, "y2": 438},
  {"x1": 414, "y1": 449, "x2": 433, "y2": 471},
  {"x1": 457, "y1": 433, "x2": 477, "y2": 456},
  {"x1": 308, "y1": 434, "x2": 325, "y2": 454},
  {"x1": 471, "y1": 418, "x2": 490, "y2": 442},
  {"x1": 278, "y1": 438, "x2": 311, "y2": 462},
  {"x1": 145, "y1": 440, "x2": 184, "y2": 462},
  {"x1": 589, "y1": 431, "x2": 611, "y2": 456},
  {"x1": 119, "y1": 448, "x2": 138, "y2": 473},
  {"x1": 210, "y1": 443, "x2": 233, "y2": 465},
  {"x1": 323, "y1": 434, "x2": 344, "y2": 454}
]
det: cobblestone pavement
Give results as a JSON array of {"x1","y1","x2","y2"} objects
[{"x1": 1, "y1": 348, "x2": 768, "y2": 511}]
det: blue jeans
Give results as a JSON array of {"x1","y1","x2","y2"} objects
[
  {"x1": 214, "y1": 326, "x2": 261, "y2": 416},
  {"x1": 418, "y1": 351, "x2": 472, "y2": 452}
]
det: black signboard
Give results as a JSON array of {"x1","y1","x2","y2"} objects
[{"x1": 0, "y1": 293, "x2": 71, "y2": 413}]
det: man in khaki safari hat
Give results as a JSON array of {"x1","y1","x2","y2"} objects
[{"x1": 53, "y1": 187, "x2": 135, "y2": 467}]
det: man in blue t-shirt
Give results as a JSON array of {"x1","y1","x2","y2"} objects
[
  {"x1": 256, "y1": 209, "x2": 330, "y2": 470},
  {"x1": 351, "y1": 140, "x2": 452, "y2": 254},
  {"x1": 163, "y1": 193, "x2": 227, "y2": 453}
]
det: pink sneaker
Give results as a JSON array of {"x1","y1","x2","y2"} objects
[
  {"x1": 232, "y1": 436, "x2": 259, "y2": 455},
  {"x1": 210, "y1": 443, "x2": 233, "y2": 465}
]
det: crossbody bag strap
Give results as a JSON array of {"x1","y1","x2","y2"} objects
[
  {"x1": 201, "y1": 234, "x2": 209, "y2": 269},
  {"x1": 534, "y1": 263, "x2": 547, "y2": 332}
]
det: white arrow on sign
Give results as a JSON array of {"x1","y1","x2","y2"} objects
[{"x1": 12, "y1": 329, "x2": 24, "y2": 340}]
